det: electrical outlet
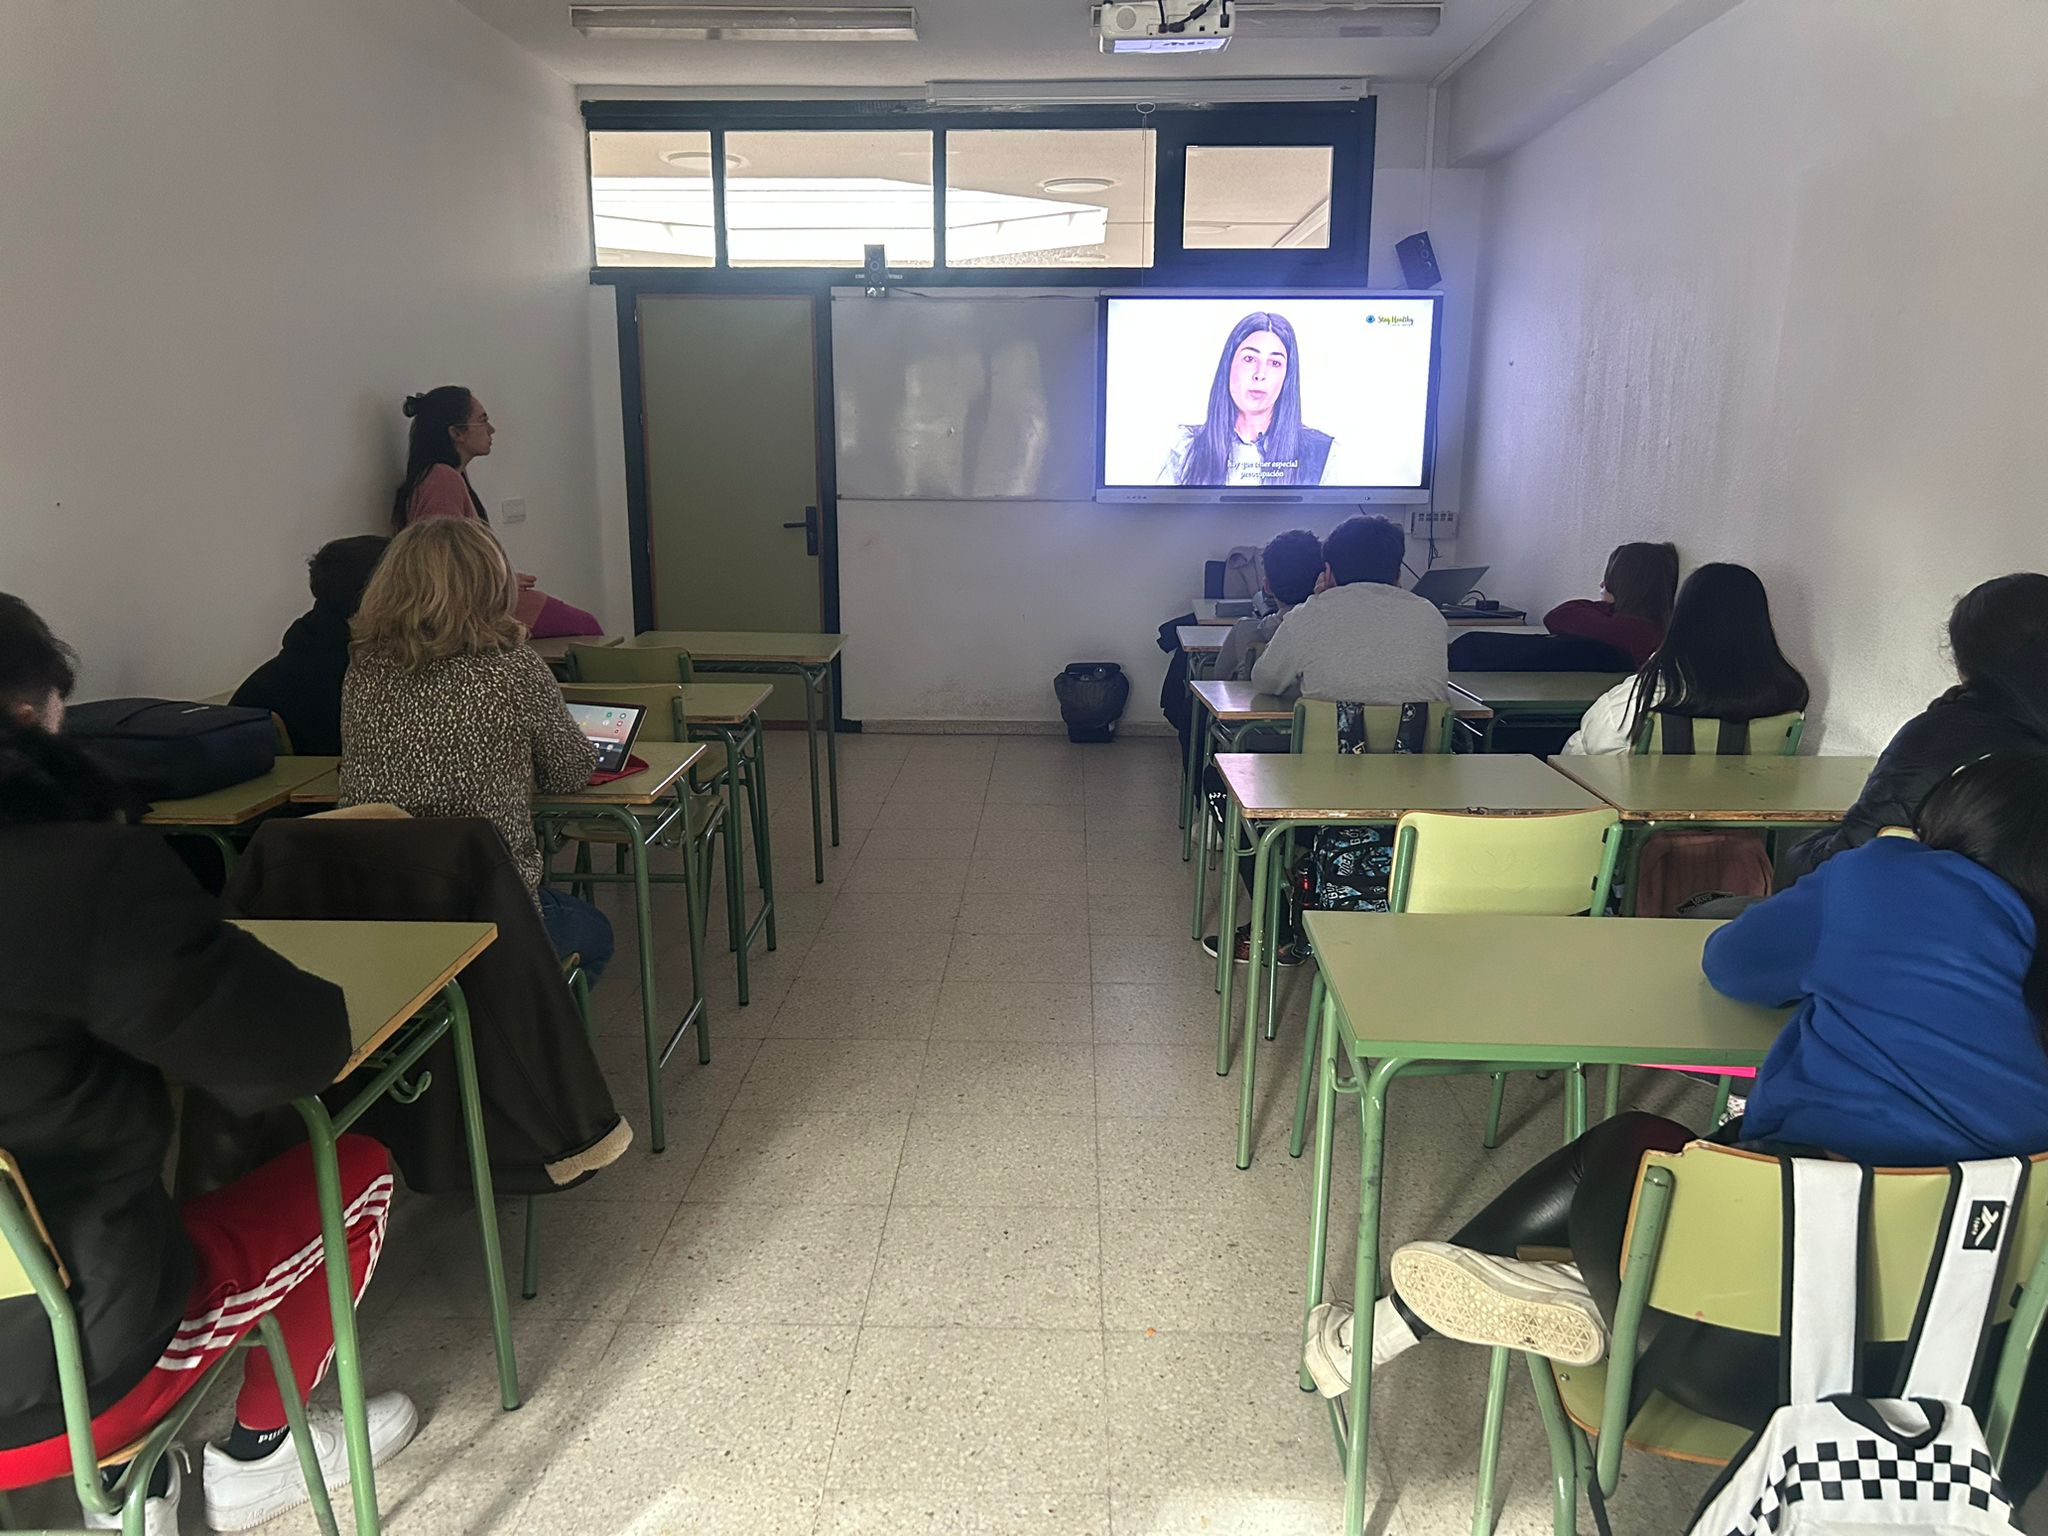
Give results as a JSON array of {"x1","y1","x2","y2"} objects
[
  {"x1": 501, "y1": 498, "x2": 527, "y2": 525},
  {"x1": 1407, "y1": 508, "x2": 1458, "y2": 538}
]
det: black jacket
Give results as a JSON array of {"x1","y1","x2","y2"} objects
[
  {"x1": 231, "y1": 606, "x2": 351, "y2": 756},
  {"x1": 1785, "y1": 642, "x2": 2048, "y2": 879},
  {"x1": 0, "y1": 728, "x2": 347, "y2": 1448}
]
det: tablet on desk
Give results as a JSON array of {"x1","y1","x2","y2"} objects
[{"x1": 564, "y1": 700, "x2": 647, "y2": 778}]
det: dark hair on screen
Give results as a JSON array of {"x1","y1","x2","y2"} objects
[
  {"x1": 309, "y1": 535, "x2": 391, "y2": 620},
  {"x1": 1321, "y1": 515, "x2": 1406, "y2": 588},
  {"x1": 1179, "y1": 311, "x2": 1306, "y2": 488},
  {"x1": 1262, "y1": 529, "x2": 1324, "y2": 607},
  {"x1": 0, "y1": 593, "x2": 78, "y2": 713},
  {"x1": 1945, "y1": 573, "x2": 2048, "y2": 692},
  {"x1": 1915, "y1": 749, "x2": 2048, "y2": 1040},
  {"x1": 392, "y1": 386, "x2": 487, "y2": 531},
  {"x1": 1626, "y1": 562, "x2": 1809, "y2": 739},
  {"x1": 1603, "y1": 541, "x2": 1680, "y2": 629}
]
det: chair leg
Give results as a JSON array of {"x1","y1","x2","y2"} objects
[
  {"x1": 1483, "y1": 1074, "x2": 1506, "y2": 1150},
  {"x1": 571, "y1": 842, "x2": 594, "y2": 904},
  {"x1": 253, "y1": 1314, "x2": 342, "y2": 1536},
  {"x1": 1471, "y1": 1345, "x2": 1511, "y2": 1536},
  {"x1": 521, "y1": 1197, "x2": 542, "y2": 1301},
  {"x1": 1710, "y1": 1075, "x2": 1733, "y2": 1127},
  {"x1": 1291, "y1": 970, "x2": 1325, "y2": 1158},
  {"x1": 1525, "y1": 1353, "x2": 1580, "y2": 1536},
  {"x1": 1603, "y1": 1066, "x2": 1622, "y2": 1123}
]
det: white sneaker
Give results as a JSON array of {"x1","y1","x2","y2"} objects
[
  {"x1": 1390, "y1": 1242, "x2": 1608, "y2": 1366},
  {"x1": 84, "y1": 1448, "x2": 182, "y2": 1536},
  {"x1": 202, "y1": 1392, "x2": 420, "y2": 1533},
  {"x1": 1300, "y1": 1296, "x2": 1421, "y2": 1399}
]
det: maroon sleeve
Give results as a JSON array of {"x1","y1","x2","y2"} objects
[{"x1": 1545, "y1": 600, "x2": 1661, "y2": 667}]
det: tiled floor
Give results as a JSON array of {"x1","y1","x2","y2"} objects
[{"x1": 18, "y1": 732, "x2": 2043, "y2": 1534}]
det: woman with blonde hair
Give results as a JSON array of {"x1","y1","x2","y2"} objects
[{"x1": 340, "y1": 517, "x2": 613, "y2": 975}]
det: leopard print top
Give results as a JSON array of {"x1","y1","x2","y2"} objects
[{"x1": 339, "y1": 645, "x2": 594, "y2": 893}]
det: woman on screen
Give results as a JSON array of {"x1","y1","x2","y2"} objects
[{"x1": 1159, "y1": 311, "x2": 1336, "y2": 488}]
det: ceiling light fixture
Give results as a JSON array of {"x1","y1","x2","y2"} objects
[
  {"x1": 660, "y1": 148, "x2": 748, "y2": 171},
  {"x1": 1039, "y1": 176, "x2": 1118, "y2": 194},
  {"x1": 570, "y1": 5, "x2": 919, "y2": 42},
  {"x1": 926, "y1": 76, "x2": 1364, "y2": 107}
]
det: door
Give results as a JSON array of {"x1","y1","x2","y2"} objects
[{"x1": 637, "y1": 294, "x2": 823, "y2": 717}]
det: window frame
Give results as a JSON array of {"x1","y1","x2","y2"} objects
[{"x1": 581, "y1": 97, "x2": 1375, "y2": 291}]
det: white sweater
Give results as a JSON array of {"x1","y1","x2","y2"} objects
[
  {"x1": 1249, "y1": 581, "x2": 1450, "y2": 704},
  {"x1": 1560, "y1": 676, "x2": 1654, "y2": 755}
]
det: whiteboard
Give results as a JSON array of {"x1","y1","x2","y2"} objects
[{"x1": 831, "y1": 288, "x2": 1098, "y2": 501}]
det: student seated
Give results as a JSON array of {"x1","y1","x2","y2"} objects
[
  {"x1": 229, "y1": 534, "x2": 387, "y2": 755},
  {"x1": 1560, "y1": 561, "x2": 1807, "y2": 755},
  {"x1": 1302, "y1": 751, "x2": 2048, "y2": 1503},
  {"x1": 0, "y1": 595, "x2": 417, "y2": 1535},
  {"x1": 392, "y1": 386, "x2": 602, "y2": 640},
  {"x1": 1213, "y1": 528, "x2": 1322, "y2": 682},
  {"x1": 1250, "y1": 514, "x2": 1449, "y2": 704},
  {"x1": 1541, "y1": 539, "x2": 1679, "y2": 668},
  {"x1": 340, "y1": 518, "x2": 614, "y2": 980},
  {"x1": 1784, "y1": 571, "x2": 2048, "y2": 879}
]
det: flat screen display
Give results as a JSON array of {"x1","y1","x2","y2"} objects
[
  {"x1": 1098, "y1": 294, "x2": 1439, "y2": 501},
  {"x1": 564, "y1": 700, "x2": 645, "y2": 776}
]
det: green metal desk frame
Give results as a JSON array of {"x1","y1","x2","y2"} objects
[{"x1": 691, "y1": 657, "x2": 839, "y2": 884}]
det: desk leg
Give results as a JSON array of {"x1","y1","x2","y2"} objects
[
  {"x1": 292, "y1": 1097, "x2": 381, "y2": 1536},
  {"x1": 721, "y1": 735, "x2": 750, "y2": 1007},
  {"x1": 745, "y1": 714, "x2": 778, "y2": 955},
  {"x1": 1191, "y1": 719, "x2": 1217, "y2": 940},
  {"x1": 1341, "y1": 1056, "x2": 1408, "y2": 1536},
  {"x1": 798, "y1": 663, "x2": 825, "y2": 884},
  {"x1": 447, "y1": 983, "x2": 520, "y2": 1412},
  {"x1": 1235, "y1": 824, "x2": 1287, "y2": 1170},
  {"x1": 1300, "y1": 983, "x2": 1342, "y2": 1391},
  {"x1": 1214, "y1": 799, "x2": 1243, "y2": 1074},
  {"x1": 1181, "y1": 697, "x2": 1205, "y2": 853},
  {"x1": 819, "y1": 663, "x2": 840, "y2": 849},
  {"x1": 611, "y1": 807, "x2": 667, "y2": 1152}
]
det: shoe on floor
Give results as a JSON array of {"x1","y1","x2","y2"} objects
[
  {"x1": 84, "y1": 1448, "x2": 182, "y2": 1536},
  {"x1": 1390, "y1": 1242, "x2": 1608, "y2": 1366},
  {"x1": 1201, "y1": 928, "x2": 1308, "y2": 966},
  {"x1": 203, "y1": 1392, "x2": 420, "y2": 1533},
  {"x1": 1300, "y1": 1297, "x2": 1422, "y2": 1399}
]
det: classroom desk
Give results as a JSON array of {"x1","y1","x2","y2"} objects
[
  {"x1": 1182, "y1": 681, "x2": 1294, "y2": 922},
  {"x1": 1447, "y1": 671, "x2": 1628, "y2": 749},
  {"x1": 145, "y1": 756, "x2": 342, "y2": 869},
  {"x1": 531, "y1": 743, "x2": 710, "y2": 1155},
  {"x1": 1547, "y1": 753, "x2": 1877, "y2": 825},
  {"x1": 679, "y1": 683, "x2": 779, "y2": 996},
  {"x1": 529, "y1": 634, "x2": 621, "y2": 665},
  {"x1": 1296, "y1": 912, "x2": 1789, "y2": 1536},
  {"x1": 1212, "y1": 752, "x2": 1604, "y2": 1169},
  {"x1": 232, "y1": 918, "x2": 508, "y2": 1536},
  {"x1": 622, "y1": 630, "x2": 845, "y2": 884}
]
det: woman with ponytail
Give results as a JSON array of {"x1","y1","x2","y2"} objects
[{"x1": 393, "y1": 387, "x2": 602, "y2": 638}]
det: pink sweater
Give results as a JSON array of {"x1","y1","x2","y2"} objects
[{"x1": 403, "y1": 466, "x2": 602, "y2": 638}]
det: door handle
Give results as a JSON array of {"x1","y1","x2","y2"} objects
[{"x1": 781, "y1": 506, "x2": 819, "y2": 557}]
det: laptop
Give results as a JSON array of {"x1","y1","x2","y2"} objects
[
  {"x1": 564, "y1": 700, "x2": 647, "y2": 779},
  {"x1": 1409, "y1": 565, "x2": 1489, "y2": 610}
]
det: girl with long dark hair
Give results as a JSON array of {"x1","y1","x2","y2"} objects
[
  {"x1": 1302, "y1": 749, "x2": 2048, "y2": 1506},
  {"x1": 391, "y1": 386, "x2": 602, "y2": 638},
  {"x1": 1159, "y1": 311, "x2": 1336, "y2": 488},
  {"x1": 1561, "y1": 561, "x2": 1808, "y2": 754}
]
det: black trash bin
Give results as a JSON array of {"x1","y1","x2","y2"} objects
[{"x1": 1053, "y1": 662, "x2": 1131, "y2": 744}]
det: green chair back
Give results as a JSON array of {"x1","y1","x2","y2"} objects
[
  {"x1": 1290, "y1": 697, "x2": 1454, "y2": 755},
  {"x1": 1632, "y1": 710, "x2": 1804, "y2": 757},
  {"x1": 1390, "y1": 808, "x2": 1624, "y2": 917},
  {"x1": 560, "y1": 682, "x2": 687, "y2": 743},
  {"x1": 566, "y1": 643, "x2": 694, "y2": 684}
]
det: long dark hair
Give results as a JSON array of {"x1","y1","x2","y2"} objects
[
  {"x1": 1627, "y1": 562, "x2": 1808, "y2": 738},
  {"x1": 1941, "y1": 572, "x2": 2048, "y2": 701},
  {"x1": 392, "y1": 386, "x2": 487, "y2": 531},
  {"x1": 1916, "y1": 749, "x2": 2048, "y2": 1039},
  {"x1": 1179, "y1": 311, "x2": 1306, "y2": 487},
  {"x1": 1603, "y1": 541, "x2": 1679, "y2": 629}
]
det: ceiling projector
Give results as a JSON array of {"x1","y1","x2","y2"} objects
[{"x1": 1096, "y1": 0, "x2": 1233, "y2": 53}]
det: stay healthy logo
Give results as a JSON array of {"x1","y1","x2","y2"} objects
[{"x1": 1364, "y1": 313, "x2": 1417, "y2": 328}]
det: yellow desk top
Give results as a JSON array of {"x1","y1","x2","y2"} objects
[
  {"x1": 231, "y1": 918, "x2": 497, "y2": 1081},
  {"x1": 1214, "y1": 751, "x2": 1603, "y2": 821},
  {"x1": 1448, "y1": 672, "x2": 1629, "y2": 708},
  {"x1": 623, "y1": 631, "x2": 845, "y2": 665},
  {"x1": 1548, "y1": 754, "x2": 1878, "y2": 823},
  {"x1": 1302, "y1": 912, "x2": 1788, "y2": 1067},
  {"x1": 145, "y1": 756, "x2": 343, "y2": 827},
  {"x1": 532, "y1": 741, "x2": 708, "y2": 807},
  {"x1": 530, "y1": 635, "x2": 621, "y2": 662},
  {"x1": 1176, "y1": 626, "x2": 1231, "y2": 653},
  {"x1": 1188, "y1": 680, "x2": 1292, "y2": 721}
]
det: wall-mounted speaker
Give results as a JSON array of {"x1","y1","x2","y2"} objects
[{"x1": 1395, "y1": 230, "x2": 1441, "y2": 290}]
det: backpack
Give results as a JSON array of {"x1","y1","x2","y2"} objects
[
  {"x1": 1678, "y1": 1157, "x2": 2027, "y2": 1536},
  {"x1": 64, "y1": 698, "x2": 277, "y2": 801},
  {"x1": 1301, "y1": 702, "x2": 1435, "y2": 913},
  {"x1": 1634, "y1": 830, "x2": 1776, "y2": 917},
  {"x1": 1222, "y1": 544, "x2": 1265, "y2": 600}
]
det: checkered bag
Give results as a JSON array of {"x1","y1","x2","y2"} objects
[{"x1": 1682, "y1": 1158, "x2": 2027, "y2": 1535}]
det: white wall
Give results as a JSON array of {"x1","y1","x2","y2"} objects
[
  {"x1": 0, "y1": 0, "x2": 603, "y2": 699},
  {"x1": 1459, "y1": 0, "x2": 2048, "y2": 753}
]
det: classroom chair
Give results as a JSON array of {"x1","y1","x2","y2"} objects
[
  {"x1": 0, "y1": 1152, "x2": 340, "y2": 1536},
  {"x1": 566, "y1": 641, "x2": 693, "y2": 685},
  {"x1": 1506, "y1": 1142, "x2": 2048, "y2": 1536}
]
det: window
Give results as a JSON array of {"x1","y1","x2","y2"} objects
[
  {"x1": 723, "y1": 129, "x2": 934, "y2": 268},
  {"x1": 1183, "y1": 144, "x2": 1334, "y2": 250},
  {"x1": 588, "y1": 130, "x2": 716, "y2": 267},
  {"x1": 944, "y1": 129, "x2": 1155, "y2": 269}
]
